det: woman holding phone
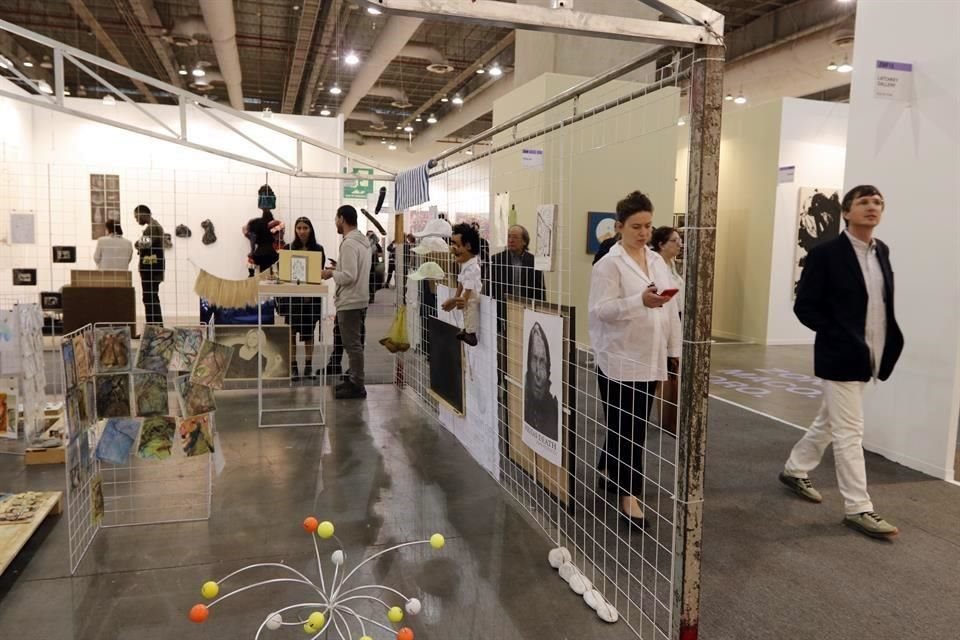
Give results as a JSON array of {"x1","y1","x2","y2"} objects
[{"x1": 589, "y1": 191, "x2": 681, "y2": 528}]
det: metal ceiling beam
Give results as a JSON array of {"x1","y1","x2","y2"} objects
[
  {"x1": 125, "y1": 0, "x2": 183, "y2": 87},
  {"x1": 409, "y1": 73, "x2": 514, "y2": 153},
  {"x1": 300, "y1": 0, "x2": 345, "y2": 115},
  {"x1": 355, "y1": 0, "x2": 723, "y2": 46},
  {"x1": 65, "y1": 0, "x2": 159, "y2": 103},
  {"x1": 398, "y1": 30, "x2": 514, "y2": 129},
  {"x1": 281, "y1": 0, "x2": 322, "y2": 114},
  {"x1": 0, "y1": 31, "x2": 54, "y2": 88}
]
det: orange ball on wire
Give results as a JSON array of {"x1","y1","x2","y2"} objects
[
  {"x1": 303, "y1": 516, "x2": 319, "y2": 533},
  {"x1": 189, "y1": 604, "x2": 209, "y2": 623},
  {"x1": 396, "y1": 627, "x2": 414, "y2": 640}
]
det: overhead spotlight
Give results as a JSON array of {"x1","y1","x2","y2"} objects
[
  {"x1": 388, "y1": 143, "x2": 397, "y2": 151},
  {"x1": 367, "y1": 6, "x2": 382, "y2": 14},
  {"x1": 329, "y1": 83, "x2": 342, "y2": 95},
  {"x1": 344, "y1": 51, "x2": 360, "y2": 66},
  {"x1": 178, "y1": 65, "x2": 188, "y2": 76},
  {"x1": 102, "y1": 95, "x2": 117, "y2": 106},
  {"x1": 465, "y1": 148, "x2": 473, "y2": 156},
  {"x1": 724, "y1": 94, "x2": 733, "y2": 101},
  {"x1": 733, "y1": 94, "x2": 747, "y2": 105},
  {"x1": 403, "y1": 125, "x2": 414, "y2": 132},
  {"x1": 192, "y1": 65, "x2": 205, "y2": 77},
  {"x1": 489, "y1": 63, "x2": 503, "y2": 77},
  {"x1": 37, "y1": 80, "x2": 53, "y2": 95},
  {"x1": 826, "y1": 61, "x2": 838, "y2": 71},
  {"x1": 415, "y1": 116, "x2": 422, "y2": 122},
  {"x1": 77, "y1": 85, "x2": 87, "y2": 97},
  {"x1": 440, "y1": 95, "x2": 449, "y2": 103},
  {"x1": 292, "y1": 4, "x2": 300, "y2": 10},
  {"x1": 476, "y1": 68, "x2": 485, "y2": 74},
  {"x1": 451, "y1": 93, "x2": 463, "y2": 105},
  {"x1": 395, "y1": 125, "x2": 402, "y2": 130},
  {"x1": 319, "y1": 106, "x2": 331, "y2": 116},
  {"x1": 261, "y1": 107, "x2": 273, "y2": 119},
  {"x1": 427, "y1": 114, "x2": 437, "y2": 124},
  {"x1": 40, "y1": 55, "x2": 53, "y2": 69},
  {"x1": 23, "y1": 58, "x2": 34, "y2": 68},
  {"x1": 677, "y1": 117, "x2": 685, "y2": 126},
  {"x1": 380, "y1": 139, "x2": 386, "y2": 145},
  {"x1": 837, "y1": 61, "x2": 853, "y2": 73}
]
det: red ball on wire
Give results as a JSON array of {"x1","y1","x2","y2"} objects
[
  {"x1": 189, "y1": 604, "x2": 209, "y2": 623},
  {"x1": 303, "y1": 516, "x2": 319, "y2": 533},
  {"x1": 396, "y1": 627, "x2": 414, "y2": 640}
]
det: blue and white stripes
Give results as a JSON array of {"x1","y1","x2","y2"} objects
[{"x1": 394, "y1": 162, "x2": 431, "y2": 212}]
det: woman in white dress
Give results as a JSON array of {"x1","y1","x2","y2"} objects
[{"x1": 589, "y1": 191, "x2": 682, "y2": 528}]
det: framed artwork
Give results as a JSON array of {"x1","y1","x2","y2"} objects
[
  {"x1": 586, "y1": 211, "x2": 617, "y2": 254},
  {"x1": 40, "y1": 291, "x2": 63, "y2": 310},
  {"x1": 52, "y1": 246, "x2": 77, "y2": 263},
  {"x1": 278, "y1": 250, "x2": 324, "y2": 283},
  {"x1": 12, "y1": 269, "x2": 37, "y2": 286},
  {"x1": 521, "y1": 309, "x2": 564, "y2": 466},
  {"x1": 427, "y1": 317, "x2": 464, "y2": 415},
  {"x1": 214, "y1": 325, "x2": 291, "y2": 380},
  {"x1": 291, "y1": 255, "x2": 307, "y2": 283},
  {"x1": 793, "y1": 187, "x2": 841, "y2": 296},
  {"x1": 534, "y1": 204, "x2": 557, "y2": 271},
  {"x1": 90, "y1": 173, "x2": 120, "y2": 240}
]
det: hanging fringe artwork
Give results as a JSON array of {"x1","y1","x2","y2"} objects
[{"x1": 194, "y1": 269, "x2": 271, "y2": 309}]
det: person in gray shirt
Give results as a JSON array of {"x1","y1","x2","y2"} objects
[{"x1": 94, "y1": 220, "x2": 133, "y2": 270}]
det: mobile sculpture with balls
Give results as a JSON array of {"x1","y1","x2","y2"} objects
[{"x1": 189, "y1": 516, "x2": 446, "y2": 640}]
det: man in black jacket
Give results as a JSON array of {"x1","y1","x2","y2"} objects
[
  {"x1": 779, "y1": 185, "x2": 904, "y2": 539},
  {"x1": 489, "y1": 225, "x2": 545, "y2": 312}
]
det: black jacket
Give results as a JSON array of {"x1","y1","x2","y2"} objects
[
  {"x1": 489, "y1": 249, "x2": 545, "y2": 305},
  {"x1": 794, "y1": 233, "x2": 904, "y2": 382}
]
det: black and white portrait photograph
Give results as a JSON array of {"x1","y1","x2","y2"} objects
[
  {"x1": 521, "y1": 309, "x2": 563, "y2": 466},
  {"x1": 214, "y1": 325, "x2": 291, "y2": 380},
  {"x1": 794, "y1": 187, "x2": 841, "y2": 296}
]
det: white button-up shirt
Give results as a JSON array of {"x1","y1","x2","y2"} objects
[
  {"x1": 589, "y1": 243, "x2": 682, "y2": 382},
  {"x1": 845, "y1": 230, "x2": 886, "y2": 378}
]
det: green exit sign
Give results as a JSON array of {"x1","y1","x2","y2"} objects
[{"x1": 343, "y1": 167, "x2": 374, "y2": 199}]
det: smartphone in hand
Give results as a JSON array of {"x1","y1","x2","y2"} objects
[{"x1": 659, "y1": 288, "x2": 679, "y2": 299}]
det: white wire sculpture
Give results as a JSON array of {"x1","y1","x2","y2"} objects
[{"x1": 188, "y1": 516, "x2": 446, "y2": 640}]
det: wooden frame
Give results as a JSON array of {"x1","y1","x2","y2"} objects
[{"x1": 427, "y1": 316, "x2": 465, "y2": 416}]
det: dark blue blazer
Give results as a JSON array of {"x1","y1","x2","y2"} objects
[{"x1": 794, "y1": 233, "x2": 904, "y2": 382}]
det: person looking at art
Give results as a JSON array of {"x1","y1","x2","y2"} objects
[
  {"x1": 524, "y1": 322, "x2": 559, "y2": 438},
  {"x1": 650, "y1": 226, "x2": 684, "y2": 309},
  {"x1": 441, "y1": 222, "x2": 482, "y2": 347},
  {"x1": 589, "y1": 190, "x2": 681, "y2": 528},
  {"x1": 134, "y1": 204, "x2": 165, "y2": 326},
  {"x1": 244, "y1": 185, "x2": 283, "y2": 275},
  {"x1": 94, "y1": 219, "x2": 133, "y2": 270},
  {"x1": 779, "y1": 185, "x2": 903, "y2": 539},
  {"x1": 489, "y1": 224, "x2": 545, "y2": 317},
  {"x1": 322, "y1": 205, "x2": 371, "y2": 400},
  {"x1": 281, "y1": 217, "x2": 326, "y2": 380}
]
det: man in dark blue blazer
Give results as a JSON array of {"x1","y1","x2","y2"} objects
[{"x1": 779, "y1": 185, "x2": 904, "y2": 539}]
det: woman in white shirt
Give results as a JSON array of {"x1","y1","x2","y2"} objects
[{"x1": 589, "y1": 191, "x2": 682, "y2": 527}]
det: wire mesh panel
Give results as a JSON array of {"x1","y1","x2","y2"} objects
[{"x1": 396, "y1": 50, "x2": 696, "y2": 639}]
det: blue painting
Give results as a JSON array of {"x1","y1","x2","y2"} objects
[
  {"x1": 95, "y1": 417, "x2": 142, "y2": 465},
  {"x1": 586, "y1": 211, "x2": 617, "y2": 254}
]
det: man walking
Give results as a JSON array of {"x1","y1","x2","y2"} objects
[
  {"x1": 779, "y1": 185, "x2": 904, "y2": 539},
  {"x1": 322, "y1": 205, "x2": 371, "y2": 400},
  {"x1": 134, "y1": 204, "x2": 165, "y2": 326}
]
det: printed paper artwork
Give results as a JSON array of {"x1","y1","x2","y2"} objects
[
  {"x1": 95, "y1": 326, "x2": 132, "y2": 373},
  {"x1": 190, "y1": 341, "x2": 234, "y2": 390},
  {"x1": 171, "y1": 328, "x2": 205, "y2": 372},
  {"x1": 175, "y1": 376, "x2": 216, "y2": 416},
  {"x1": 137, "y1": 416, "x2": 176, "y2": 460},
  {"x1": 793, "y1": 187, "x2": 842, "y2": 296},
  {"x1": 178, "y1": 413, "x2": 215, "y2": 457},
  {"x1": 96, "y1": 374, "x2": 131, "y2": 418},
  {"x1": 134, "y1": 372, "x2": 169, "y2": 417},
  {"x1": 136, "y1": 325, "x2": 176, "y2": 373},
  {"x1": 95, "y1": 417, "x2": 142, "y2": 465}
]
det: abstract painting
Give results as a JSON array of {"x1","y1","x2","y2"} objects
[
  {"x1": 214, "y1": 326, "x2": 291, "y2": 380},
  {"x1": 137, "y1": 416, "x2": 176, "y2": 460},
  {"x1": 534, "y1": 203, "x2": 557, "y2": 272},
  {"x1": 95, "y1": 417, "x2": 142, "y2": 465},
  {"x1": 134, "y1": 372, "x2": 169, "y2": 417},
  {"x1": 96, "y1": 374, "x2": 131, "y2": 418},
  {"x1": 175, "y1": 376, "x2": 216, "y2": 417},
  {"x1": 95, "y1": 326, "x2": 132, "y2": 373},
  {"x1": 78, "y1": 381, "x2": 95, "y2": 430},
  {"x1": 62, "y1": 339, "x2": 77, "y2": 390},
  {"x1": 65, "y1": 389, "x2": 82, "y2": 442},
  {"x1": 794, "y1": 187, "x2": 842, "y2": 296},
  {"x1": 136, "y1": 325, "x2": 176, "y2": 373},
  {"x1": 179, "y1": 413, "x2": 215, "y2": 457},
  {"x1": 190, "y1": 341, "x2": 234, "y2": 390},
  {"x1": 171, "y1": 327, "x2": 205, "y2": 372},
  {"x1": 73, "y1": 333, "x2": 92, "y2": 381}
]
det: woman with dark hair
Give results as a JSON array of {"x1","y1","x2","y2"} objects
[
  {"x1": 589, "y1": 191, "x2": 681, "y2": 528},
  {"x1": 523, "y1": 321, "x2": 559, "y2": 439},
  {"x1": 283, "y1": 217, "x2": 325, "y2": 379},
  {"x1": 650, "y1": 226, "x2": 684, "y2": 309},
  {"x1": 243, "y1": 185, "x2": 283, "y2": 274}
]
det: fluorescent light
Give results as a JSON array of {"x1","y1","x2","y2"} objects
[
  {"x1": 319, "y1": 107, "x2": 331, "y2": 116},
  {"x1": 344, "y1": 51, "x2": 360, "y2": 66},
  {"x1": 403, "y1": 125, "x2": 413, "y2": 132},
  {"x1": 452, "y1": 93, "x2": 463, "y2": 105},
  {"x1": 102, "y1": 95, "x2": 117, "y2": 106},
  {"x1": 733, "y1": 94, "x2": 747, "y2": 105},
  {"x1": 427, "y1": 114, "x2": 437, "y2": 124},
  {"x1": 387, "y1": 143, "x2": 397, "y2": 151},
  {"x1": 826, "y1": 61, "x2": 838, "y2": 71},
  {"x1": 37, "y1": 80, "x2": 53, "y2": 94},
  {"x1": 837, "y1": 62, "x2": 853, "y2": 73},
  {"x1": 23, "y1": 58, "x2": 34, "y2": 68},
  {"x1": 192, "y1": 66, "x2": 205, "y2": 77},
  {"x1": 367, "y1": 7, "x2": 382, "y2": 14},
  {"x1": 440, "y1": 96, "x2": 449, "y2": 103},
  {"x1": 476, "y1": 68, "x2": 485, "y2": 74},
  {"x1": 489, "y1": 64, "x2": 503, "y2": 77},
  {"x1": 329, "y1": 83, "x2": 342, "y2": 95}
]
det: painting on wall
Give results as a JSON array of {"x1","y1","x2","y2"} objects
[
  {"x1": 586, "y1": 212, "x2": 617, "y2": 255},
  {"x1": 793, "y1": 187, "x2": 842, "y2": 296},
  {"x1": 90, "y1": 173, "x2": 120, "y2": 240}
]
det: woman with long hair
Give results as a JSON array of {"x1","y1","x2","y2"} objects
[{"x1": 283, "y1": 216, "x2": 325, "y2": 379}]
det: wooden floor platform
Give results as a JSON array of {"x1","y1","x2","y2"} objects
[{"x1": 0, "y1": 491, "x2": 62, "y2": 575}]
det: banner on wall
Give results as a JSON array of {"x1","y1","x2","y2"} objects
[{"x1": 521, "y1": 309, "x2": 563, "y2": 466}]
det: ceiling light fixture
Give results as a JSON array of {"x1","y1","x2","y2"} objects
[
  {"x1": 837, "y1": 61, "x2": 853, "y2": 73},
  {"x1": 489, "y1": 64, "x2": 503, "y2": 77},
  {"x1": 440, "y1": 95, "x2": 449, "y2": 103},
  {"x1": 826, "y1": 61, "x2": 838, "y2": 71},
  {"x1": 476, "y1": 68, "x2": 485, "y2": 74},
  {"x1": 292, "y1": 4, "x2": 300, "y2": 10},
  {"x1": 403, "y1": 125, "x2": 414, "y2": 132},
  {"x1": 23, "y1": 58, "x2": 34, "y2": 68},
  {"x1": 37, "y1": 80, "x2": 53, "y2": 95},
  {"x1": 367, "y1": 7, "x2": 382, "y2": 15},
  {"x1": 465, "y1": 149, "x2": 473, "y2": 156},
  {"x1": 427, "y1": 114, "x2": 437, "y2": 124},
  {"x1": 178, "y1": 65, "x2": 188, "y2": 76},
  {"x1": 677, "y1": 117, "x2": 685, "y2": 126},
  {"x1": 102, "y1": 95, "x2": 116, "y2": 106},
  {"x1": 415, "y1": 116, "x2": 422, "y2": 122},
  {"x1": 319, "y1": 106, "x2": 331, "y2": 116},
  {"x1": 64, "y1": 87, "x2": 71, "y2": 96},
  {"x1": 395, "y1": 125, "x2": 402, "y2": 130},
  {"x1": 724, "y1": 94, "x2": 733, "y2": 101},
  {"x1": 344, "y1": 51, "x2": 360, "y2": 66},
  {"x1": 733, "y1": 93, "x2": 747, "y2": 105},
  {"x1": 388, "y1": 143, "x2": 397, "y2": 150},
  {"x1": 381, "y1": 139, "x2": 386, "y2": 145},
  {"x1": 192, "y1": 65, "x2": 205, "y2": 78},
  {"x1": 40, "y1": 55, "x2": 52, "y2": 69},
  {"x1": 329, "y1": 83, "x2": 342, "y2": 95},
  {"x1": 451, "y1": 93, "x2": 463, "y2": 105}
]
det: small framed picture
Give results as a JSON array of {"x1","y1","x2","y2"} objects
[
  {"x1": 53, "y1": 246, "x2": 77, "y2": 263},
  {"x1": 290, "y1": 255, "x2": 308, "y2": 283},
  {"x1": 586, "y1": 211, "x2": 617, "y2": 255},
  {"x1": 40, "y1": 292, "x2": 63, "y2": 310},
  {"x1": 12, "y1": 269, "x2": 37, "y2": 286}
]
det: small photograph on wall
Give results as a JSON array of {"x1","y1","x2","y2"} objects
[
  {"x1": 215, "y1": 325, "x2": 291, "y2": 380},
  {"x1": 586, "y1": 212, "x2": 617, "y2": 255},
  {"x1": 794, "y1": 187, "x2": 842, "y2": 296},
  {"x1": 534, "y1": 204, "x2": 557, "y2": 271},
  {"x1": 12, "y1": 269, "x2": 37, "y2": 286},
  {"x1": 521, "y1": 309, "x2": 564, "y2": 466}
]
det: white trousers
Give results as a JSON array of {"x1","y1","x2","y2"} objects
[{"x1": 784, "y1": 380, "x2": 874, "y2": 515}]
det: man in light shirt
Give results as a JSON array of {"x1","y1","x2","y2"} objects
[
  {"x1": 93, "y1": 220, "x2": 133, "y2": 270},
  {"x1": 780, "y1": 185, "x2": 905, "y2": 539}
]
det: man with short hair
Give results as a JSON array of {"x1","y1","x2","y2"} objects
[
  {"x1": 322, "y1": 205, "x2": 371, "y2": 400},
  {"x1": 779, "y1": 184, "x2": 904, "y2": 539},
  {"x1": 134, "y1": 204, "x2": 165, "y2": 326},
  {"x1": 94, "y1": 219, "x2": 133, "y2": 270}
]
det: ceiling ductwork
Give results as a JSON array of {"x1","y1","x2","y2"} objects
[
  {"x1": 346, "y1": 111, "x2": 387, "y2": 130},
  {"x1": 400, "y1": 44, "x2": 454, "y2": 74},
  {"x1": 198, "y1": 0, "x2": 244, "y2": 111},
  {"x1": 367, "y1": 86, "x2": 412, "y2": 109},
  {"x1": 162, "y1": 15, "x2": 207, "y2": 47}
]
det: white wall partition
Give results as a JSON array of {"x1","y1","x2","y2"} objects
[{"x1": 844, "y1": 0, "x2": 959, "y2": 481}]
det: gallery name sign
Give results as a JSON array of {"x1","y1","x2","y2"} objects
[{"x1": 875, "y1": 60, "x2": 913, "y2": 102}]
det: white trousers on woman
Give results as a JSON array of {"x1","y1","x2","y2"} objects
[{"x1": 784, "y1": 380, "x2": 874, "y2": 515}]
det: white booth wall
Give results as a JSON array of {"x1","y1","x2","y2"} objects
[{"x1": 844, "y1": 0, "x2": 959, "y2": 481}]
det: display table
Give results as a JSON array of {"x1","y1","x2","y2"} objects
[
  {"x1": 0, "y1": 491, "x2": 62, "y2": 575},
  {"x1": 257, "y1": 282, "x2": 329, "y2": 428}
]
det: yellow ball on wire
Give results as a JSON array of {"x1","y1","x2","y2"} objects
[
  {"x1": 429, "y1": 533, "x2": 445, "y2": 549},
  {"x1": 387, "y1": 606, "x2": 404, "y2": 623},
  {"x1": 201, "y1": 581, "x2": 219, "y2": 599},
  {"x1": 316, "y1": 521, "x2": 335, "y2": 539},
  {"x1": 307, "y1": 611, "x2": 325, "y2": 628}
]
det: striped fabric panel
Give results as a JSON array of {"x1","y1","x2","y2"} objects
[{"x1": 394, "y1": 162, "x2": 431, "y2": 212}]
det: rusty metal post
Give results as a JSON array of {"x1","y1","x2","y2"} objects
[{"x1": 673, "y1": 43, "x2": 724, "y2": 640}]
